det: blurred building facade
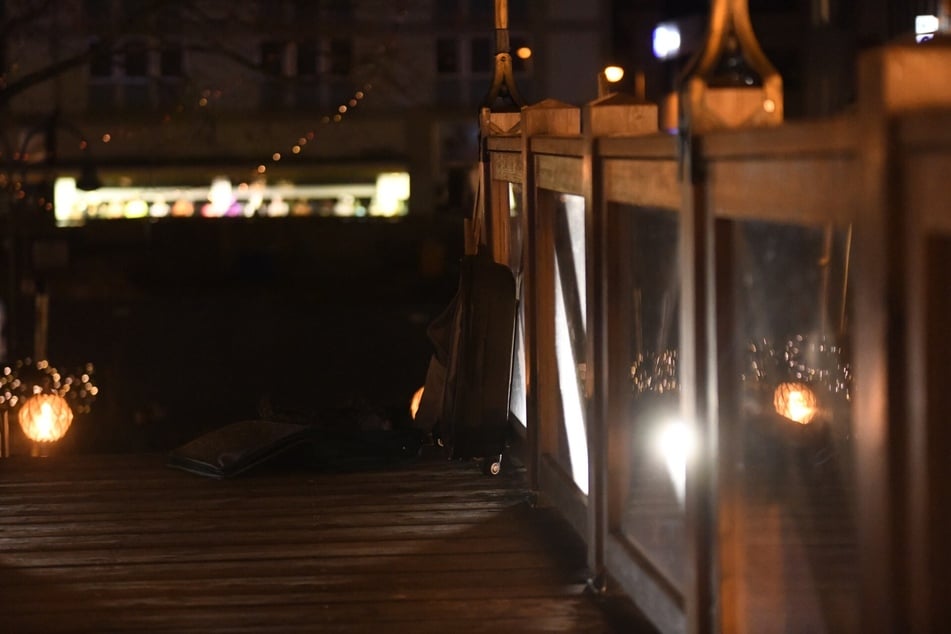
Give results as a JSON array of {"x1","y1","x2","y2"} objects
[
  {"x1": 612, "y1": 0, "x2": 945, "y2": 122},
  {"x1": 1, "y1": 0, "x2": 612, "y2": 220}
]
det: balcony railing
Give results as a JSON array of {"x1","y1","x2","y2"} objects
[{"x1": 478, "y1": 37, "x2": 951, "y2": 634}]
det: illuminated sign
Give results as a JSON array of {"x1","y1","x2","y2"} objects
[{"x1": 53, "y1": 173, "x2": 411, "y2": 226}]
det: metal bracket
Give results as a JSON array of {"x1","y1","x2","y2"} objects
[{"x1": 480, "y1": 0, "x2": 525, "y2": 112}]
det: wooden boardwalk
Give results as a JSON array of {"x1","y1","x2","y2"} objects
[{"x1": 0, "y1": 449, "x2": 651, "y2": 633}]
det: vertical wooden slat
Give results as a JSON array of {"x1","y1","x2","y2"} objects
[
  {"x1": 852, "y1": 42, "x2": 951, "y2": 633},
  {"x1": 583, "y1": 94, "x2": 661, "y2": 589},
  {"x1": 903, "y1": 129, "x2": 951, "y2": 633},
  {"x1": 680, "y1": 135, "x2": 718, "y2": 634},
  {"x1": 583, "y1": 123, "x2": 606, "y2": 586},
  {"x1": 520, "y1": 101, "x2": 581, "y2": 492}
]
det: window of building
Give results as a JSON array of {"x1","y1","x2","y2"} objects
[
  {"x1": 123, "y1": 42, "x2": 149, "y2": 77},
  {"x1": 434, "y1": 0, "x2": 461, "y2": 21},
  {"x1": 297, "y1": 42, "x2": 319, "y2": 76},
  {"x1": 156, "y1": 4, "x2": 183, "y2": 34},
  {"x1": 293, "y1": 0, "x2": 320, "y2": 22},
  {"x1": 89, "y1": 42, "x2": 113, "y2": 78},
  {"x1": 436, "y1": 38, "x2": 459, "y2": 74},
  {"x1": 470, "y1": 37, "x2": 492, "y2": 74},
  {"x1": 296, "y1": 39, "x2": 351, "y2": 77},
  {"x1": 328, "y1": 38, "x2": 352, "y2": 76},
  {"x1": 321, "y1": 0, "x2": 352, "y2": 20},
  {"x1": 120, "y1": 0, "x2": 152, "y2": 21},
  {"x1": 260, "y1": 41, "x2": 288, "y2": 109},
  {"x1": 160, "y1": 45, "x2": 183, "y2": 77},
  {"x1": 261, "y1": 41, "x2": 287, "y2": 76},
  {"x1": 83, "y1": 0, "x2": 112, "y2": 21}
]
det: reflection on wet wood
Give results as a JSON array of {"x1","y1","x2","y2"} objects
[{"x1": 0, "y1": 452, "x2": 652, "y2": 633}]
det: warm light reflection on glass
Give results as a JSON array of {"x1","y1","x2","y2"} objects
[
  {"x1": 410, "y1": 386, "x2": 424, "y2": 420},
  {"x1": 773, "y1": 381, "x2": 818, "y2": 425},
  {"x1": 516, "y1": 46, "x2": 532, "y2": 59},
  {"x1": 655, "y1": 418, "x2": 694, "y2": 506}
]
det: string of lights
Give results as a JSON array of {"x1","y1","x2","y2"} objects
[
  {"x1": 253, "y1": 82, "x2": 373, "y2": 177},
  {"x1": 0, "y1": 358, "x2": 98, "y2": 415}
]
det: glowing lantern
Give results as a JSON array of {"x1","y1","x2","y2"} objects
[
  {"x1": 602, "y1": 65, "x2": 625, "y2": 83},
  {"x1": 18, "y1": 394, "x2": 74, "y2": 446},
  {"x1": 409, "y1": 386, "x2": 425, "y2": 420},
  {"x1": 773, "y1": 382, "x2": 818, "y2": 425}
]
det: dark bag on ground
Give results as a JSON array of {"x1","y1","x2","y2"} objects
[
  {"x1": 167, "y1": 415, "x2": 424, "y2": 479},
  {"x1": 415, "y1": 248, "x2": 517, "y2": 465}
]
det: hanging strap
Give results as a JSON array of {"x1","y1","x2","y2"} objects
[{"x1": 465, "y1": 163, "x2": 486, "y2": 256}]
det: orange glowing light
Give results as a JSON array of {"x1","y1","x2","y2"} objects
[
  {"x1": 602, "y1": 65, "x2": 625, "y2": 83},
  {"x1": 410, "y1": 386, "x2": 425, "y2": 420},
  {"x1": 18, "y1": 394, "x2": 73, "y2": 443},
  {"x1": 516, "y1": 46, "x2": 532, "y2": 60},
  {"x1": 773, "y1": 382, "x2": 818, "y2": 425}
]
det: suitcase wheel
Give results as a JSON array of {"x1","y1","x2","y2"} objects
[{"x1": 482, "y1": 455, "x2": 503, "y2": 476}]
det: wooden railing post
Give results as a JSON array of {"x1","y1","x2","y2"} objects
[
  {"x1": 676, "y1": 1, "x2": 782, "y2": 632},
  {"x1": 519, "y1": 100, "x2": 579, "y2": 492},
  {"x1": 852, "y1": 35, "x2": 951, "y2": 634},
  {"x1": 582, "y1": 92, "x2": 659, "y2": 589}
]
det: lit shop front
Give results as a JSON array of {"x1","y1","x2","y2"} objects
[{"x1": 52, "y1": 172, "x2": 411, "y2": 226}]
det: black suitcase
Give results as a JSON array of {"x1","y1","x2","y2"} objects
[{"x1": 417, "y1": 248, "x2": 517, "y2": 474}]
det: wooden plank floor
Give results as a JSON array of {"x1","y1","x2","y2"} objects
[{"x1": 0, "y1": 449, "x2": 651, "y2": 633}]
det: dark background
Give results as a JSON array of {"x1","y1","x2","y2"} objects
[{"x1": 32, "y1": 214, "x2": 465, "y2": 455}]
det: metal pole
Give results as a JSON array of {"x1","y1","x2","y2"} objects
[
  {"x1": 1, "y1": 410, "x2": 9, "y2": 457},
  {"x1": 481, "y1": 0, "x2": 524, "y2": 110}
]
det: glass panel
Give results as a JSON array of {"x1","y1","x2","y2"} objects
[
  {"x1": 507, "y1": 183, "x2": 526, "y2": 427},
  {"x1": 553, "y1": 193, "x2": 588, "y2": 493},
  {"x1": 725, "y1": 220, "x2": 857, "y2": 632},
  {"x1": 618, "y1": 205, "x2": 685, "y2": 590}
]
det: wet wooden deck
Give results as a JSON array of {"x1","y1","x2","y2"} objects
[{"x1": 0, "y1": 450, "x2": 650, "y2": 633}]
